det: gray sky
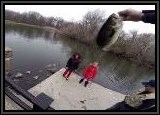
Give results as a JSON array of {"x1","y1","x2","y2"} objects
[{"x1": 5, "y1": 5, "x2": 155, "y2": 34}]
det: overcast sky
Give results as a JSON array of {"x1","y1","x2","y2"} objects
[{"x1": 5, "y1": 5, "x2": 155, "y2": 34}]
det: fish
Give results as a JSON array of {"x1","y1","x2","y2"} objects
[{"x1": 96, "y1": 13, "x2": 123, "y2": 51}]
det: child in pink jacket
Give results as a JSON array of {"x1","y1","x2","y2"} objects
[{"x1": 79, "y1": 62, "x2": 98, "y2": 87}]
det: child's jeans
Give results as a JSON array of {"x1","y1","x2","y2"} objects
[
  {"x1": 63, "y1": 68, "x2": 73, "y2": 78},
  {"x1": 79, "y1": 78, "x2": 90, "y2": 87}
]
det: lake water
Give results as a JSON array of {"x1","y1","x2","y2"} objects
[{"x1": 5, "y1": 22, "x2": 155, "y2": 94}]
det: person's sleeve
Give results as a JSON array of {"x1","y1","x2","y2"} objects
[
  {"x1": 74, "y1": 63, "x2": 79, "y2": 70},
  {"x1": 142, "y1": 10, "x2": 155, "y2": 24},
  {"x1": 66, "y1": 58, "x2": 72, "y2": 67}
]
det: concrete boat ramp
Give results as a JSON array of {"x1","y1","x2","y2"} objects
[{"x1": 28, "y1": 68, "x2": 125, "y2": 110}]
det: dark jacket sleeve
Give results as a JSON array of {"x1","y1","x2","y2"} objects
[
  {"x1": 72, "y1": 60, "x2": 80, "y2": 70},
  {"x1": 142, "y1": 10, "x2": 155, "y2": 24},
  {"x1": 66, "y1": 58, "x2": 72, "y2": 68}
]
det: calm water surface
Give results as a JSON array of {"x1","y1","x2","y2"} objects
[{"x1": 5, "y1": 23, "x2": 155, "y2": 94}]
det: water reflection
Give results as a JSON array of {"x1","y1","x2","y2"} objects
[{"x1": 5, "y1": 23, "x2": 155, "y2": 94}]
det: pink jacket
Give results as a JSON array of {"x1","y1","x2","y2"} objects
[{"x1": 82, "y1": 65, "x2": 98, "y2": 79}]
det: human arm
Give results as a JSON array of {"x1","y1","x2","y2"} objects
[
  {"x1": 66, "y1": 58, "x2": 72, "y2": 68},
  {"x1": 118, "y1": 9, "x2": 155, "y2": 24},
  {"x1": 142, "y1": 10, "x2": 155, "y2": 24}
]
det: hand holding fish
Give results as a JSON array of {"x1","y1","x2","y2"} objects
[{"x1": 118, "y1": 9, "x2": 144, "y2": 22}]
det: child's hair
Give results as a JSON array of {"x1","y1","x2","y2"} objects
[{"x1": 72, "y1": 53, "x2": 81, "y2": 60}]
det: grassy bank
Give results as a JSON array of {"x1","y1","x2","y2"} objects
[
  {"x1": 109, "y1": 33, "x2": 155, "y2": 70},
  {"x1": 5, "y1": 20, "x2": 59, "y2": 32}
]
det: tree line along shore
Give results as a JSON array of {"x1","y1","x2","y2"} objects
[{"x1": 5, "y1": 10, "x2": 155, "y2": 70}]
